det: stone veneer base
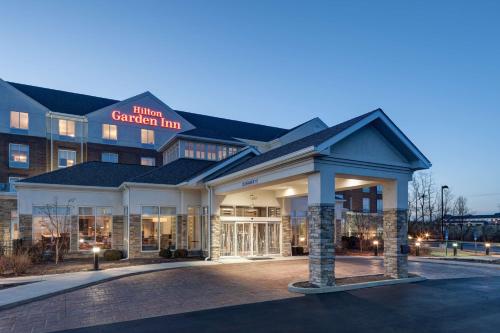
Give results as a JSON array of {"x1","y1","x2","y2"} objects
[{"x1": 288, "y1": 275, "x2": 426, "y2": 294}]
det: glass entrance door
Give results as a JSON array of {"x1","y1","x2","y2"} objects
[
  {"x1": 236, "y1": 223, "x2": 251, "y2": 256},
  {"x1": 253, "y1": 223, "x2": 267, "y2": 256}
]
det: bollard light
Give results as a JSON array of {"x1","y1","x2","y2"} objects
[
  {"x1": 452, "y1": 242, "x2": 458, "y2": 256},
  {"x1": 485, "y1": 243, "x2": 491, "y2": 256},
  {"x1": 408, "y1": 235, "x2": 413, "y2": 240},
  {"x1": 373, "y1": 240, "x2": 379, "y2": 256},
  {"x1": 415, "y1": 242, "x2": 421, "y2": 256},
  {"x1": 425, "y1": 233, "x2": 430, "y2": 239},
  {"x1": 92, "y1": 246, "x2": 100, "y2": 270}
]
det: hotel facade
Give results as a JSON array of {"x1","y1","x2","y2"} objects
[{"x1": 0, "y1": 79, "x2": 430, "y2": 285}]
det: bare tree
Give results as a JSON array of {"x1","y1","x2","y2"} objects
[
  {"x1": 348, "y1": 212, "x2": 372, "y2": 252},
  {"x1": 454, "y1": 196, "x2": 470, "y2": 247},
  {"x1": 41, "y1": 198, "x2": 75, "y2": 264}
]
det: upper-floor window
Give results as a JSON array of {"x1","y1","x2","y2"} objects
[
  {"x1": 362, "y1": 198, "x2": 370, "y2": 213},
  {"x1": 207, "y1": 144, "x2": 217, "y2": 161},
  {"x1": 228, "y1": 147, "x2": 238, "y2": 156},
  {"x1": 102, "y1": 152, "x2": 118, "y2": 163},
  {"x1": 376, "y1": 185, "x2": 383, "y2": 194},
  {"x1": 102, "y1": 124, "x2": 117, "y2": 140},
  {"x1": 9, "y1": 143, "x2": 29, "y2": 169},
  {"x1": 141, "y1": 129, "x2": 154, "y2": 145},
  {"x1": 10, "y1": 111, "x2": 29, "y2": 130},
  {"x1": 195, "y1": 143, "x2": 205, "y2": 159},
  {"x1": 59, "y1": 119, "x2": 75, "y2": 137},
  {"x1": 362, "y1": 187, "x2": 370, "y2": 193},
  {"x1": 58, "y1": 149, "x2": 76, "y2": 168},
  {"x1": 8, "y1": 177, "x2": 24, "y2": 192},
  {"x1": 218, "y1": 145, "x2": 227, "y2": 160},
  {"x1": 184, "y1": 141, "x2": 194, "y2": 158},
  {"x1": 141, "y1": 157, "x2": 156, "y2": 166}
]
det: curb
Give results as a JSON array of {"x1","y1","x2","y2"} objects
[{"x1": 288, "y1": 275, "x2": 427, "y2": 294}]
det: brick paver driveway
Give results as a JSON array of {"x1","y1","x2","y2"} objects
[{"x1": 1, "y1": 257, "x2": 500, "y2": 333}]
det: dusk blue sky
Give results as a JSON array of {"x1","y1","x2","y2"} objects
[{"x1": 1, "y1": 0, "x2": 499, "y2": 213}]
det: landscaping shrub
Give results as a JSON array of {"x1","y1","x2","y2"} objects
[
  {"x1": 103, "y1": 249, "x2": 123, "y2": 261},
  {"x1": 173, "y1": 249, "x2": 188, "y2": 258},
  {"x1": 10, "y1": 254, "x2": 32, "y2": 275},
  {"x1": 0, "y1": 256, "x2": 9, "y2": 275},
  {"x1": 410, "y1": 245, "x2": 431, "y2": 256},
  {"x1": 159, "y1": 248, "x2": 172, "y2": 259}
]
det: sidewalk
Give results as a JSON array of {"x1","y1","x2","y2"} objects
[{"x1": 0, "y1": 260, "x2": 218, "y2": 310}]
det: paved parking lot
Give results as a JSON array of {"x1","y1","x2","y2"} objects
[{"x1": 1, "y1": 257, "x2": 500, "y2": 333}]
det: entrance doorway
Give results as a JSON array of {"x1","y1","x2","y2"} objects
[{"x1": 221, "y1": 221, "x2": 281, "y2": 257}]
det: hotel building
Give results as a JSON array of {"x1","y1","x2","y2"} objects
[{"x1": 0, "y1": 79, "x2": 430, "y2": 285}]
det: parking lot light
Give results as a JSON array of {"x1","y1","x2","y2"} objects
[
  {"x1": 485, "y1": 243, "x2": 491, "y2": 256},
  {"x1": 452, "y1": 242, "x2": 458, "y2": 256},
  {"x1": 425, "y1": 233, "x2": 430, "y2": 239},
  {"x1": 92, "y1": 246, "x2": 101, "y2": 270},
  {"x1": 415, "y1": 242, "x2": 421, "y2": 256}
]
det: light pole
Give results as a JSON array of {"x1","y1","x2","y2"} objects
[
  {"x1": 92, "y1": 246, "x2": 100, "y2": 270},
  {"x1": 485, "y1": 243, "x2": 491, "y2": 256},
  {"x1": 441, "y1": 185, "x2": 449, "y2": 240}
]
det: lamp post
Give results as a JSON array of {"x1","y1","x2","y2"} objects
[
  {"x1": 373, "y1": 240, "x2": 379, "y2": 256},
  {"x1": 441, "y1": 185, "x2": 449, "y2": 240},
  {"x1": 485, "y1": 243, "x2": 491, "y2": 256},
  {"x1": 452, "y1": 242, "x2": 458, "y2": 256},
  {"x1": 415, "y1": 242, "x2": 421, "y2": 256},
  {"x1": 92, "y1": 246, "x2": 100, "y2": 270}
]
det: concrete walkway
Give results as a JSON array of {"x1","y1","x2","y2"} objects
[{"x1": 0, "y1": 260, "x2": 218, "y2": 310}]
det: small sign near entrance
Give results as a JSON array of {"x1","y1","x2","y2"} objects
[{"x1": 242, "y1": 178, "x2": 258, "y2": 187}]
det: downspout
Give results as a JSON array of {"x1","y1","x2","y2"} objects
[
  {"x1": 205, "y1": 184, "x2": 212, "y2": 261},
  {"x1": 50, "y1": 113, "x2": 53, "y2": 171},
  {"x1": 126, "y1": 185, "x2": 131, "y2": 259}
]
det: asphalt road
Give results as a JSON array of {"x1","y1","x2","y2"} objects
[{"x1": 58, "y1": 276, "x2": 500, "y2": 333}]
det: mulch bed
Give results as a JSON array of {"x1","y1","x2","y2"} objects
[{"x1": 0, "y1": 257, "x2": 201, "y2": 278}]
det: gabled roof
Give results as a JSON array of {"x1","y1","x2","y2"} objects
[
  {"x1": 127, "y1": 158, "x2": 217, "y2": 185},
  {"x1": 7, "y1": 82, "x2": 119, "y2": 116},
  {"x1": 20, "y1": 162, "x2": 154, "y2": 187},
  {"x1": 175, "y1": 110, "x2": 288, "y2": 142}
]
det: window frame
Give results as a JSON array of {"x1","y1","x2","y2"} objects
[
  {"x1": 102, "y1": 124, "x2": 118, "y2": 141},
  {"x1": 58, "y1": 149, "x2": 77, "y2": 168},
  {"x1": 102, "y1": 152, "x2": 119, "y2": 163},
  {"x1": 77, "y1": 206, "x2": 113, "y2": 251},
  {"x1": 141, "y1": 205, "x2": 177, "y2": 252},
  {"x1": 58, "y1": 119, "x2": 76, "y2": 137},
  {"x1": 362, "y1": 197, "x2": 371, "y2": 213},
  {"x1": 140, "y1": 157, "x2": 156, "y2": 166},
  {"x1": 141, "y1": 128, "x2": 155, "y2": 145},
  {"x1": 10, "y1": 111, "x2": 29, "y2": 130},
  {"x1": 9, "y1": 143, "x2": 29, "y2": 169}
]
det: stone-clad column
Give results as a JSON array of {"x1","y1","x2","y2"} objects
[
  {"x1": 177, "y1": 214, "x2": 188, "y2": 250},
  {"x1": 128, "y1": 214, "x2": 142, "y2": 258},
  {"x1": 382, "y1": 178, "x2": 410, "y2": 278},
  {"x1": 334, "y1": 219, "x2": 343, "y2": 248},
  {"x1": 19, "y1": 214, "x2": 33, "y2": 242},
  {"x1": 383, "y1": 209, "x2": 408, "y2": 278},
  {"x1": 307, "y1": 169, "x2": 336, "y2": 287},
  {"x1": 308, "y1": 204, "x2": 336, "y2": 286},
  {"x1": 70, "y1": 215, "x2": 78, "y2": 252},
  {"x1": 210, "y1": 214, "x2": 221, "y2": 260},
  {"x1": 281, "y1": 215, "x2": 292, "y2": 256}
]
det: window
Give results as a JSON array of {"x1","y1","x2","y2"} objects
[
  {"x1": 141, "y1": 157, "x2": 156, "y2": 166},
  {"x1": 376, "y1": 185, "x2": 383, "y2": 194},
  {"x1": 228, "y1": 147, "x2": 238, "y2": 156},
  {"x1": 58, "y1": 149, "x2": 76, "y2": 168},
  {"x1": 10, "y1": 111, "x2": 29, "y2": 130},
  {"x1": 102, "y1": 124, "x2": 117, "y2": 140},
  {"x1": 218, "y1": 145, "x2": 227, "y2": 160},
  {"x1": 9, "y1": 143, "x2": 29, "y2": 169},
  {"x1": 141, "y1": 206, "x2": 176, "y2": 251},
  {"x1": 377, "y1": 199, "x2": 383, "y2": 213},
  {"x1": 141, "y1": 129, "x2": 154, "y2": 145},
  {"x1": 102, "y1": 152, "x2": 118, "y2": 163},
  {"x1": 8, "y1": 177, "x2": 23, "y2": 192},
  {"x1": 160, "y1": 207, "x2": 176, "y2": 250},
  {"x1": 207, "y1": 144, "x2": 217, "y2": 160},
  {"x1": 184, "y1": 141, "x2": 194, "y2": 158},
  {"x1": 32, "y1": 206, "x2": 72, "y2": 241},
  {"x1": 362, "y1": 187, "x2": 370, "y2": 193},
  {"x1": 195, "y1": 143, "x2": 205, "y2": 159},
  {"x1": 58, "y1": 119, "x2": 76, "y2": 137},
  {"x1": 78, "y1": 207, "x2": 112, "y2": 251},
  {"x1": 362, "y1": 198, "x2": 370, "y2": 213},
  {"x1": 187, "y1": 206, "x2": 201, "y2": 250},
  {"x1": 11, "y1": 210, "x2": 19, "y2": 240}
]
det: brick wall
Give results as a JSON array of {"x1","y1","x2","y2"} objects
[
  {"x1": 19, "y1": 214, "x2": 32, "y2": 241},
  {"x1": 113, "y1": 215, "x2": 124, "y2": 251},
  {"x1": 339, "y1": 186, "x2": 382, "y2": 213},
  {"x1": 281, "y1": 215, "x2": 292, "y2": 256},
  {"x1": 0, "y1": 198, "x2": 16, "y2": 242}
]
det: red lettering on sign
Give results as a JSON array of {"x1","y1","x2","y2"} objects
[{"x1": 111, "y1": 106, "x2": 181, "y2": 130}]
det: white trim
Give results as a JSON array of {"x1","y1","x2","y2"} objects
[{"x1": 15, "y1": 182, "x2": 119, "y2": 191}]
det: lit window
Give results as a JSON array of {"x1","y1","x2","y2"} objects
[
  {"x1": 58, "y1": 149, "x2": 76, "y2": 168},
  {"x1": 195, "y1": 143, "x2": 205, "y2": 159},
  {"x1": 10, "y1": 111, "x2": 29, "y2": 130},
  {"x1": 78, "y1": 207, "x2": 112, "y2": 251},
  {"x1": 59, "y1": 119, "x2": 76, "y2": 137},
  {"x1": 218, "y1": 145, "x2": 227, "y2": 160},
  {"x1": 8, "y1": 177, "x2": 23, "y2": 192},
  {"x1": 141, "y1": 157, "x2": 156, "y2": 166},
  {"x1": 184, "y1": 141, "x2": 194, "y2": 158},
  {"x1": 376, "y1": 185, "x2": 383, "y2": 194},
  {"x1": 102, "y1": 152, "x2": 118, "y2": 163},
  {"x1": 102, "y1": 124, "x2": 117, "y2": 140},
  {"x1": 141, "y1": 129, "x2": 155, "y2": 145},
  {"x1": 9, "y1": 143, "x2": 29, "y2": 169},
  {"x1": 141, "y1": 206, "x2": 176, "y2": 251},
  {"x1": 228, "y1": 147, "x2": 238, "y2": 156},
  {"x1": 362, "y1": 198, "x2": 370, "y2": 213},
  {"x1": 377, "y1": 199, "x2": 383, "y2": 213},
  {"x1": 362, "y1": 187, "x2": 370, "y2": 193},
  {"x1": 207, "y1": 144, "x2": 217, "y2": 160}
]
